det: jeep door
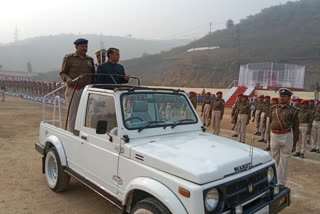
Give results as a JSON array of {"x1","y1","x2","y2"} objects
[{"x1": 78, "y1": 92, "x2": 120, "y2": 194}]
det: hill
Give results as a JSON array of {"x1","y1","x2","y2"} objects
[
  {"x1": 123, "y1": 0, "x2": 320, "y2": 90},
  {"x1": 0, "y1": 34, "x2": 190, "y2": 73}
]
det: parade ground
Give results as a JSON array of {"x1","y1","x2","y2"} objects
[{"x1": 1, "y1": 96, "x2": 320, "y2": 214}]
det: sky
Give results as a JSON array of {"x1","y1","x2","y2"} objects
[{"x1": 0, "y1": 0, "x2": 295, "y2": 43}]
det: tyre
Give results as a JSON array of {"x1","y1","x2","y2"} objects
[
  {"x1": 45, "y1": 147, "x2": 70, "y2": 192},
  {"x1": 131, "y1": 197, "x2": 171, "y2": 214}
]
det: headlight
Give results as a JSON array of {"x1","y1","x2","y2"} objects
[
  {"x1": 205, "y1": 188, "x2": 220, "y2": 212},
  {"x1": 267, "y1": 166, "x2": 275, "y2": 183}
]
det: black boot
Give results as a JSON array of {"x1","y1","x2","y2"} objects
[
  {"x1": 310, "y1": 148, "x2": 316, "y2": 152},
  {"x1": 293, "y1": 152, "x2": 300, "y2": 157},
  {"x1": 232, "y1": 134, "x2": 238, "y2": 138},
  {"x1": 300, "y1": 153, "x2": 304, "y2": 159},
  {"x1": 258, "y1": 139, "x2": 265, "y2": 142},
  {"x1": 316, "y1": 149, "x2": 320, "y2": 153},
  {"x1": 264, "y1": 146, "x2": 270, "y2": 151},
  {"x1": 307, "y1": 140, "x2": 310, "y2": 145},
  {"x1": 254, "y1": 132, "x2": 259, "y2": 135},
  {"x1": 257, "y1": 132, "x2": 261, "y2": 136}
]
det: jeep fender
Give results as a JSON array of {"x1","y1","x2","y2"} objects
[
  {"x1": 45, "y1": 135, "x2": 67, "y2": 166},
  {"x1": 124, "y1": 177, "x2": 187, "y2": 214}
]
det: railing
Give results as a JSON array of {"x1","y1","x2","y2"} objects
[{"x1": 226, "y1": 80, "x2": 238, "y2": 89}]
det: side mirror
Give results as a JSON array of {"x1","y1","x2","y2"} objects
[{"x1": 96, "y1": 120, "x2": 108, "y2": 134}]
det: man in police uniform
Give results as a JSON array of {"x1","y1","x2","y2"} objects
[
  {"x1": 252, "y1": 95, "x2": 264, "y2": 136},
  {"x1": 310, "y1": 101, "x2": 320, "y2": 153},
  {"x1": 189, "y1": 91, "x2": 197, "y2": 110},
  {"x1": 237, "y1": 95, "x2": 251, "y2": 143},
  {"x1": 211, "y1": 91, "x2": 225, "y2": 135},
  {"x1": 232, "y1": 94, "x2": 243, "y2": 136},
  {"x1": 0, "y1": 81, "x2": 6, "y2": 102},
  {"x1": 60, "y1": 38, "x2": 95, "y2": 133},
  {"x1": 258, "y1": 96, "x2": 271, "y2": 143},
  {"x1": 269, "y1": 88, "x2": 299, "y2": 187},
  {"x1": 264, "y1": 97, "x2": 279, "y2": 151},
  {"x1": 306, "y1": 99, "x2": 315, "y2": 145},
  {"x1": 94, "y1": 49, "x2": 107, "y2": 71},
  {"x1": 201, "y1": 92, "x2": 212, "y2": 126},
  {"x1": 293, "y1": 100, "x2": 313, "y2": 159}
]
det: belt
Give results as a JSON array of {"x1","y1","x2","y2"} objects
[
  {"x1": 272, "y1": 129, "x2": 291, "y2": 134},
  {"x1": 68, "y1": 85, "x2": 81, "y2": 90},
  {"x1": 299, "y1": 123, "x2": 308, "y2": 127}
]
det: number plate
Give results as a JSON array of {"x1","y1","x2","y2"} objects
[{"x1": 255, "y1": 205, "x2": 269, "y2": 214}]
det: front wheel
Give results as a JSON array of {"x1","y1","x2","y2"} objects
[
  {"x1": 45, "y1": 147, "x2": 70, "y2": 192},
  {"x1": 131, "y1": 197, "x2": 171, "y2": 214}
]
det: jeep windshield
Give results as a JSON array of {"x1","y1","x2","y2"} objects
[{"x1": 121, "y1": 92, "x2": 198, "y2": 130}]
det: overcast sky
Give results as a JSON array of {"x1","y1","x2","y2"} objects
[{"x1": 1, "y1": 0, "x2": 294, "y2": 43}]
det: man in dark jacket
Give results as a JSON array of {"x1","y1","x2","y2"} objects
[{"x1": 96, "y1": 48, "x2": 130, "y2": 84}]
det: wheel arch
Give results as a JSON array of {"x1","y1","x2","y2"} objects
[
  {"x1": 123, "y1": 177, "x2": 187, "y2": 214},
  {"x1": 44, "y1": 135, "x2": 67, "y2": 166}
]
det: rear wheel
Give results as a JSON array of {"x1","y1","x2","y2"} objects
[
  {"x1": 131, "y1": 197, "x2": 171, "y2": 214},
  {"x1": 45, "y1": 147, "x2": 70, "y2": 192}
]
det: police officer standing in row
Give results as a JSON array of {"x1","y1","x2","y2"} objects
[
  {"x1": 211, "y1": 91, "x2": 225, "y2": 135},
  {"x1": 236, "y1": 95, "x2": 251, "y2": 143},
  {"x1": 293, "y1": 100, "x2": 313, "y2": 159},
  {"x1": 60, "y1": 38, "x2": 95, "y2": 133},
  {"x1": 269, "y1": 88, "x2": 299, "y2": 188}
]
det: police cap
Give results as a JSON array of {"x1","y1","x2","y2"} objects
[
  {"x1": 279, "y1": 88, "x2": 293, "y2": 96},
  {"x1": 95, "y1": 49, "x2": 107, "y2": 56},
  {"x1": 74, "y1": 38, "x2": 88, "y2": 45}
]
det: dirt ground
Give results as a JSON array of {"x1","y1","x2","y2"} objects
[{"x1": 1, "y1": 96, "x2": 320, "y2": 214}]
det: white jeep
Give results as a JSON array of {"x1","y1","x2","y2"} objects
[{"x1": 35, "y1": 83, "x2": 290, "y2": 214}]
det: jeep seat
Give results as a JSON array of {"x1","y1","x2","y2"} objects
[{"x1": 131, "y1": 101, "x2": 152, "y2": 122}]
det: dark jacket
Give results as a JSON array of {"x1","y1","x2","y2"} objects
[{"x1": 96, "y1": 61, "x2": 128, "y2": 84}]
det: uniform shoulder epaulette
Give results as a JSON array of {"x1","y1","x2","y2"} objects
[
  {"x1": 86, "y1": 55, "x2": 93, "y2": 60},
  {"x1": 270, "y1": 104, "x2": 278, "y2": 109},
  {"x1": 64, "y1": 53, "x2": 74, "y2": 58}
]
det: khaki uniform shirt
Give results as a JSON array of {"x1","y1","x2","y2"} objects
[
  {"x1": 232, "y1": 100, "x2": 242, "y2": 116},
  {"x1": 201, "y1": 97, "x2": 212, "y2": 112},
  {"x1": 313, "y1": 109, "x2": 320, "y2": 121},
  {"x1": 299, "y1": 109, "x2": 313, "y2": 132},
  {"x1": 212, "y1": 97, "x2": 225, "y2": 111},
  {"x1": 238, "y1": 102, "x2": 251, "y2": 119},
  {"x1": 269, "y1": 104, "x2": 299, "y2": 144},
  {"x1": 60, "y1": 52, "x2": 95, "y2": 88},
  {"x1": 253, "y1": 101, "x2": 264, "y2": 115}
]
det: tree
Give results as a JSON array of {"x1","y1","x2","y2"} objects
[{"x1": 226, "y1": 19, "x2": 235, "y2": 29}]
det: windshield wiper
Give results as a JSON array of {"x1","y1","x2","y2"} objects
[
  {"x1": 138, "y1": 120, "x2": 166, "y2": 132},
  {"x1": 171, "y1": 119, "x2": 195, "y2": 129}
]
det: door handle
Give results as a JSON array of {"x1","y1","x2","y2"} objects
[{"x1": 81, "y1": 135, "x2": 87, "y2": 140}]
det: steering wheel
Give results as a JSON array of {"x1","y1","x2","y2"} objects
[{"x1": 125, "y1": 117, "x2": 143, "y2": 123}]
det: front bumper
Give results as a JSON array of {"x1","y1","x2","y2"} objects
[
  {"x1": 236, "y1": 187, "x2": 290, "y2": 214},
  {"x1": 35, "y1": 142, "x2": 45, "y2": 155}
]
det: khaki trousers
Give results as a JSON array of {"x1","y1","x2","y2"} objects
[
  {"x1": 270, "y1": 131, "x2": 293, "y2": 186},
  {"x1": 311, "y1": 121, "x2": 320, "y2": 150},
  {"x1": 65, "y1": 87, "x2": 83, "y2": 133},
  {"x1": 259, "y1": 112, "x2": 266, "y2": 138},
  {"x1": 212, "y1": 111, "x2": 222, "y2": 135},
  {"x1": 255, "y1": 110, "x2": 261, "y2": 132},
  {"x1": 238, "y1": 114, "x2": 248, "y2": 142},
  {"x1": 234, "y1": 115, "x2": 240, "y2": 135},
  {"x1": 266, "y1": 117, "x2": 271, "y2": 144},
  {"x1": 203, "y1": 104, "x2": 211, "y2": 125},
  {"x1": 297, "y1": 124, "x2": 308, "y2": 154},
  {"x1": 0, "y1": 90, "x2": 5, "y2": 101}
]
